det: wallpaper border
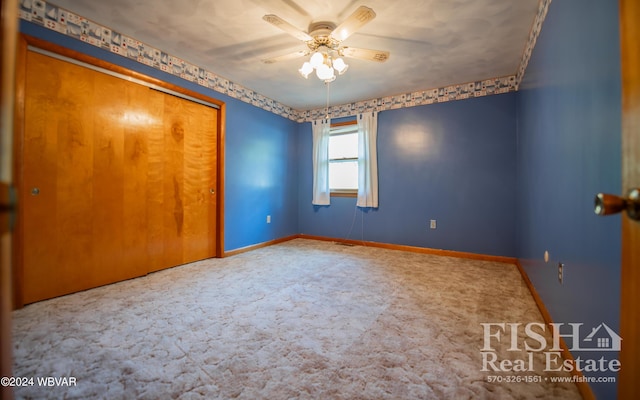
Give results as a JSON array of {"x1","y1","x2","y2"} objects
[
  {"x1": 20, "y1": 0, "x2": 551, "y2": 123},
  {"x1": 515, "y1": 0, "x2": 552, "y2": 89}
]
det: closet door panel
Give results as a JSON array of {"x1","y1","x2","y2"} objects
[
  {"x1": 21, "y1": 48, "x2": 219, "y2": 303},
  {"x1": 22, "y1": 51, "x2": 61, "y2": 303},
  {"x1": 161, "y1": 94, "x2": 186, "y2": 269},
  {"x1": 24, "y1": 51, "x2": 100, "y2": 302},
  {"x1": 145, "y1": 90, "x2": 166, "y2": 271},
  {"x1": 120, "y1": 85, "x2": 162, "y2": 278},
  {"x1": 91, "y1": 72, "x2": 125, "y2": 284},
  {"x1": 182, "y1": 100, "x2": 217, "y2": 263}
]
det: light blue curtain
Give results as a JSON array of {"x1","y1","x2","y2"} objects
[
  {"x1": 357, "y1": 111, "x2": 378, "y2": 208},
  {"x1": 312, "y1": 118, "x2": 331, "y2": 205}
]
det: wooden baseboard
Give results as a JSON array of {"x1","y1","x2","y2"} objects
[
  {"x1": 298, "y1": 234, "x2": 517, "y2": 264},
  {"x1": 223, "y1": 235, "x2": 299, "y2": 257},
  {"x1": 225, "y1": 234, "x2": 517, "y2": 264},
  {"x1": 515, "y1": 260, "x2": 595, "y2": 400}
]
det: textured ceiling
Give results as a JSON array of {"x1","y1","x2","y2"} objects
[{"x1": 46, "y1": 0, "x2": 540, "y2": 111}]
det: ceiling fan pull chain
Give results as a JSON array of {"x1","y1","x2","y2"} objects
[{"x1": 325, "y1": 81, "x2": 331, "y2": 120}]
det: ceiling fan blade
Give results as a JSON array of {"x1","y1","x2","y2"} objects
[
  {"x1": 342, "y1": 47, "x2": 390, "y2": 62},
  {"x1": 263, "y1": 14, "x2": 313, "y2": 42},
  {"x1": 330, "y1": 6, "x2": 376, "y2": 42},
  {"x1": 262, "y1": 49, "x2": 309, "y2": 64}
]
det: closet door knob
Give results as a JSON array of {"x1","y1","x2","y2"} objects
[{"x1": 594, "y1": 188, "x2": 640, "y2": 220}]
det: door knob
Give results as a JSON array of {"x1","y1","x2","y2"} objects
[
  {"x1": 594, "y1": 188, "x2": 640, "y2": 220},
  {"x1": 210, "y1": 188, "x2": 215, "y2": 194}
]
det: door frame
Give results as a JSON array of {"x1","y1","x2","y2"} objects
[
  {"x1": 1, "y1": 0, "x2": 18, "y2": 397},
  {"x1": 12, "y1": 34, "x2": 226, "y2": 308},
  {"x1": 617, "y1": 0, "x2": 639, "y2": 398}
]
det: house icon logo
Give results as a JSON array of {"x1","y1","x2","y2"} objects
[{"x1": 577, "y1": 323, "x2": 622, "y2": 352}]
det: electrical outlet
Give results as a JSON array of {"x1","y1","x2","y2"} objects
[
  {"x1": 266, "y1": 215, "x2": 271, "y2": 224},
  {"x1": 430, "y1": 219, "x2": 437, "y2": 229},
  {"x1": 558, "y1": 262, "x2": 564, "y2": 284}
]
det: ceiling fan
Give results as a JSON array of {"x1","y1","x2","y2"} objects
[{"x1": 262, "y1": 5, "x2": 390, "y2": 82}]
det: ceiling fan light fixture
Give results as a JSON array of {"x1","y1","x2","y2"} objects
[
  {"x1": 333, "y1": 57, "x2": 348, "y2": 75},
  {"x1": 316, "y1": 63, "x2": 335, "y2": 82},
  {"x1": 299, "y1": 61, "x2": 313, "y2": 78},
  {"x1": 302, "y1": 49, "x2": 342, "y2": 83},
  {"x1": 262, "y1": 6, "x2": 388, "y2": 84},
  {"x1": 309, "y1": 51, "x2": 324, "y2": 68}
]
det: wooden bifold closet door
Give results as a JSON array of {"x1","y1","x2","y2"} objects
[{"x1": 21, "y1": 49, "x2": 218, "y2": 304}]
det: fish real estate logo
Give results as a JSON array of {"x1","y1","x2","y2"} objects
[{"x1": 480, "y1": 322, "x2": 622, "y2": 373}]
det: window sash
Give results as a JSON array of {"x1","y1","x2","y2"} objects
[
  {"x1": 329, "y1": 159, "x2": 357, "y2": 190},
  {"x1": 329, "y1": 121, "x2": 358, "y2": 194}
]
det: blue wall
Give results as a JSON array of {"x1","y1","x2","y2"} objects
[
  {"x1": 298, "y1": 94, "x2": 518, "y2": 257},
  {"x1": 516, "y1": 1, "x2": 621, "y2": 398},
  {"x1": 19, "y1": 22, "x2": 300, "y2": 253},
  {"x1": 224, "y1": 102, "x2": 299, "y2": 250}
]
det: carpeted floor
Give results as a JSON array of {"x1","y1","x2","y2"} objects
[{"x1": 12, "y1": 239, "x2": 582, "y2": 399}]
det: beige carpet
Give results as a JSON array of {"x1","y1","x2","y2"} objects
[{"x1": 12, "y1": 239, "x2": 581, "y2": 399}]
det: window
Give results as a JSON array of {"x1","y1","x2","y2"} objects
[{"x1": 329, "y1": 121, "x2": 358, "y2": 195}]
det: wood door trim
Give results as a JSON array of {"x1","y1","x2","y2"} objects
[
  {"x1": 13, "y1": 34, "x2": 226, "y2": 306},
  {"x1": 217, "y1": 104, "x2": 226, "y2": 257},
  {"x1": 12, "y1": 34, "x2": 26, "y2": 308},
  {"x1": 618, "y1": 0, "x2": 640, "y2": 398},
  {"x1": 2, "y1": 0, "x2": 19, "y2": 394}
]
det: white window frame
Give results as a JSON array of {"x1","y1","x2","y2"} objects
[{"x1": 329, "y1": 120, "x2": 358, "y2": 197}]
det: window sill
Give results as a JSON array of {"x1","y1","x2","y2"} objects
[{"x1": 331, "y1": 191, "x2": 357, "y2": 198}]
